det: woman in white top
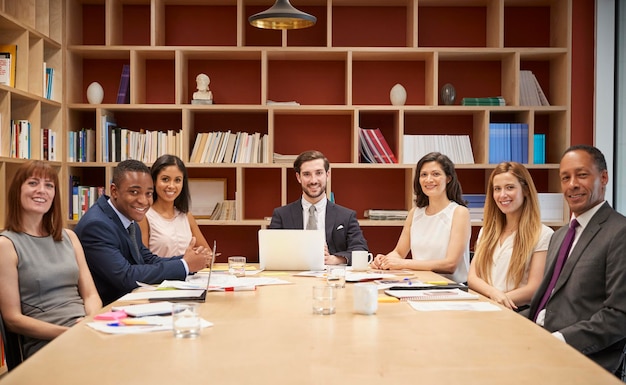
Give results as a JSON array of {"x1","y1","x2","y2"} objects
[
  {"x1": 372, "y1": 152, "x2": 471, "y2": 283},
  {"x1": 139, "y1": 155, "x2": 212, "y2": 257},
  {"x1": 468, "y1": 162, "x2": 553, "y2": 310}
]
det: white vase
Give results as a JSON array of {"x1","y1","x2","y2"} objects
[
  {"x1": 86, "y1": 82, "x2": 104, "y2": 104},
  {"x1": 390, "y1": 83, "x2": 407, "y2": 106}
]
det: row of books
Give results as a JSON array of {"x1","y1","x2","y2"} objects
[
  {"x1": 358, "y1": 127, "x2": 398, "y2": 164},
  {"x1": 488, "y1": 123, "x2": 529, "y2": 164},
  {"x1": 461, "y1": 96, "x2": 506, "y2": 106},
  {"x1": 190, "y1": 131, "x2": 270, "y2": 164},
  {"x1": 403, "y1": 134, "x2": 474, "y2": 165},
  {"x1": 363, "y1": 209, "x2": 408, "y2": 220},
  {"x1": 6, "y1": 120, "x2": 58, "y2": 160},
  {"x1": 69, "y1": 177, "x2": 104, "y2": 221},
  {"x1": 100, "y1": 125, "x2": 182, "y2": 163},
  {"x1": 0, "y1": 44, "x2": 17, "y2": 87},
  {"x1": 43, "y1": 62, "x2": 54, "y2": 99},
  {"x1": 207, "y1": 200, "x2": 236, "y2": 220},
  {"x1": 533, "y1": 133, "x2": 546, "y2": 164},
  {"x1": 520, "y1": 70, "x2": 550, "y2": 106},
  {"x1": 68, "y1": 128, "x2": 96, "y2": 162}
]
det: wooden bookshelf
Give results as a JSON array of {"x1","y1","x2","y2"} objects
[{"x1": 0, "y1": 0, "x2": 578, "y2": 261}]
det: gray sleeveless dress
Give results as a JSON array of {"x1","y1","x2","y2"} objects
[{"x1": 1, "y1": 230, "x2": 86, "y2": 358}]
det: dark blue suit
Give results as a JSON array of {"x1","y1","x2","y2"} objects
[
  {"x1": 269, "y1": 200, "x2": 368, "y2": 265},
  {"x1": 75, "y1": 195, "x2": 186, "y2": 305}
]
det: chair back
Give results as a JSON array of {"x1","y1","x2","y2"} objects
[{"x1": 0, "y1": 312, "x2": 23, "y2": 371}]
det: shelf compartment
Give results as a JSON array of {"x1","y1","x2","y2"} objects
[
  {"x1": 242, "y1": 167, "x2": 282, "y2": 220},
  {"x1": 504, "y1": 1, "x2": 569, "y2": 49},
  {"x1": 520, "y1": 51, "x2": 568, "y2": 107},
  {"x1": 418, "y1": 4, "x2": 492, "y2": 48},
  {"x1": 358, "y1": 110, "x2": 401, "y2": 164},
  {"x1": 534, "y1": 109, "x2": 568, "y2": 165},
  {"x1": 352, "y1": 51, "x2": 432, "y2": 105},
  {"x1": 438, "y1": 52, "x2": 516, "y2": 107},
  {"x1": 118, "y1": 2, "x2": 151, "y2": 46},
  {"x1": 285, "y1": 6, "x2": 327, "y2": 47},
  {"x1": 244, "y1": 5, "x2": 282, "y2": 48},
  {"x1": 66, "y1": 49, "x2": 130, "y2": 104},
  {"x1": 185, "y1": 50, "x2": 262, "y2": 105},
  {"x1": 330, "y1": 167, "x2": 411, "y2": 221},
  {"x1": 402, "y1": 110, "x2": 482, "y2": 165},
  {"x1": 273, "y1": 110, "x2": 354, "y2": 163},
  {"x1": 162, "y1": 4, "x2": 237, "y2": 47},
  {"x1": 332, "y1": 5, "x2": 408, "y2": 47},
  {"x1": 134, "y1": 50, "x2": 176, "y2": 104},
  {"x1": 267, "y1": 51, "x2": 347, "y2": 105}
]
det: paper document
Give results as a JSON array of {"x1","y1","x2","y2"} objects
[
  {"x1": 408, "y1": 301, "x2": 501, "y2": 312},
  {"x1": 384, "y1": 288, "x2": 479, "y2": 301},
  {"x1": 86, "y1": 316, "x2": 213, "y2": 334},
  {"x1": 118, "y1": 290, "x2": 206, "y2": 301}
]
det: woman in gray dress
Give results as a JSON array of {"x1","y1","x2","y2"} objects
[{"x1": 0, "y1": 160, "x2": 101, "y2": 359}]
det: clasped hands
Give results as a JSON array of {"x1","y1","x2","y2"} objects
[{"x1": 183, "y1": 237, "x2": 214, "y2": 272}]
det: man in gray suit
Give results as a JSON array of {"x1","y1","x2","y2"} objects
[
  {"x1": 269, "y1": 150, "x2": 368, "y2": 265},
  {"x1": 527, "y1": 144, "x2": 626, "y2": 374}
]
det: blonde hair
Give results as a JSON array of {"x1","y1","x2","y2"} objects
[{"x1": 473, "y1": 162, "x2": 542, "y2": 288}]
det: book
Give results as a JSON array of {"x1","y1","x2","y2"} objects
[
  {"x1": 0, "y1": 44, "x2": 17, "y2": 87},
  {"x1": 384, "y1": 288, "x2": 479, "y2": 301},
  {"x1": 116, "y1": 64, "x2": 130, "y2": 104},
  {"x1": 461, "y1": 96, "x2": 505, "y2": 106},
  {"x1": 364, "y1": 209, "x2": 408, "y2": 220}
]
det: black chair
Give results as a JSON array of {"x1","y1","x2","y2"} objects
[{"x1": 0, "y1": 312, "x2": 23, "y2": 371}]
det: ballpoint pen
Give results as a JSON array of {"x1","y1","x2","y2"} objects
[{"x1": 222, "y1": 286, "x2": 256, "y2": 292}]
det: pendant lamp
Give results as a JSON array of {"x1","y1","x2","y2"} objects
[{"x1": 249, "y1": 0, "x2": 316, "y2": 30}]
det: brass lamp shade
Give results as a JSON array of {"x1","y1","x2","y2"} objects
[{"x1": 249, "y1": 0, "x2": 316, "y2": 30}]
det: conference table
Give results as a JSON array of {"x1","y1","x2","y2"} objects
[{"x1": 1, "y1": 270, "x2": 622, "y2": 385}]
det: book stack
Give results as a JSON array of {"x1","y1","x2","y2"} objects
[
  {"x1": 273, "y1": 153, "x2": 298, "y2": 164},
  {"x1": 10, "y1": 119, "x2": 30, "y2": 159},
  {"x1": 103, "y1": 128, "x2": 182, "y2": 163},
  {"x1": 358, "y1": 127, "x2": 398, "y2": 164},
  {"x1": 69, "y1": 176, "x2": 104, "y2": 221},
  {"x1": 209, "y1": 200, "x2": 236, "y2": 220},
  {"x1": 538, "y1": 193, "x2": 565, "y2": 222},
  {"x1": 403, "y1": 135, "x2": 474, "y2": 165},
  {"x1": 0, "y1": 44, "x2": 17, "y2": 87},
  {"x1": 40, "y1": 128, "x2": 57, "y2": 161},
  {"x1": 68, "y1": 128, "x2": 96, "y2": 162},
  {"x1": 461, "y1": 96, "x2": 506, "y2": 106},
  {"x1": 488, "y1": 123, "x2": 528, "y2": 164},
  {"x1": 533, "y1": 133, "x2": 546, "y2": 164},
  {"x1": 520, "y1": 70, "x2": 550, "y2": 106},
  {"x1": 364, "y1": 209, "x2": 408, "y2": 220},
  {"x1": 463, "y1": 194, "x2": 486, "y2": 222},
  {"x1": 190, "y1": 131, "x2": 269, "y2": 164}
]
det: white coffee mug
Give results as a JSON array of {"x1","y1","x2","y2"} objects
[
  {"x1": 352, "y1": 250, "x2": 373, "y2": 270},
  {"x1": 353, "y1": 283, "x2": 378, "y2": 315}
]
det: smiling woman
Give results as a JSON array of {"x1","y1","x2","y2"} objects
[
  {"x1": 371, "y1": 152, "x2": 471, "y2": 284},
  {"x1": 0, "y1": 160, "x2": 102, "y2": 361},
  {"x1": 139, "y1": 154, "x2": 212, "y2": 258}
]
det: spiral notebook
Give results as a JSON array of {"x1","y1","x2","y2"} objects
[{"x1": 384, "y1": 288, "x2": 479, "y2": 301}]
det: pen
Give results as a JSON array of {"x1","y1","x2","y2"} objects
[
  {"x1": 106, "y1": 322, "x2": 163, "y2": 327},
  {"x1": 223, "y1": 286, "x2": 256, "y2": 292},
  {"x1": 425, "y1": 281, "x2": 449, "y2": 285}
]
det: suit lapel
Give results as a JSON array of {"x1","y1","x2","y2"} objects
[
  {"x1": 325, "y1": 202, "x2": 336, "y2": 241},
  {"x1": 553, "y1": 203, "x2": 611, "y2": 294},
  {"x1": 98, "y1": 196, "x2": 143, "y2": 265},
  {"x1": 290, "y1": 202, "x2": 304, "y2": 228}
]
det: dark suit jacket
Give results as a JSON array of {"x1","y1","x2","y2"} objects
[
  {"x1": 74, "y1": 195, "x2": 186, "y2": 305},
  {"x1": 268, "y1": 200, "x2": 368, "y2": 265},
  {"x1": 527, "y1": 202, "x2": 626, "y2": 372}
]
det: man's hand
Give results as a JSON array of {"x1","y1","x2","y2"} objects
[{"x1": 182, "y1": 237, "x2": 211, "y2": 272}]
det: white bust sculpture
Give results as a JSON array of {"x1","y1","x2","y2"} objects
[{"x1": 192, "y1": 73, "x2": 213, "y2": 104}]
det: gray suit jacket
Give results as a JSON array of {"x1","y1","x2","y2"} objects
[
  {"x1": 268, "y1": 200, "x2": 368, "y2": 265},
  {"x1": 527, "y1": 202, "x2": 626, "y2": 372}
]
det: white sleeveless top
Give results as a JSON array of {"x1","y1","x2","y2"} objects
[
  {"x1": 410, "y1": 202, "x2": 469, "y2": 283},
  {"x1": 145, "y1": 208, "x2": 192, "y2": 257}
]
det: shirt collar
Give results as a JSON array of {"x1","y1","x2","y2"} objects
[
  {"x1": 107, "y1": 197, "x2": 133, "y2": 230},
  {"x1": 571, "y1": 200, "x2": 605, "y2": 230},
  {"x1": 301, "y1": 196, "x2": 327, "y2": 212}
]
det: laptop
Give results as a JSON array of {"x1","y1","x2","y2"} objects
[{"x1": 258, "y1": 229, "x2": 325, "y2": 271}]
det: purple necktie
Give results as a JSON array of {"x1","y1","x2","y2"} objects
[{"x1": 533, "y1": 218, "x2": 579, "y2": 321}]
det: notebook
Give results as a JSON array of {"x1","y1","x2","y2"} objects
[
  {"x1": 258, "y1": 229, "x2": 325, "y2": 271},
  {"x1": 384, "y1": 288, "x2": 479, "y2": 301},
  {"x1": 112, "y1": 301, "x2": 174, "y2": 317}
]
